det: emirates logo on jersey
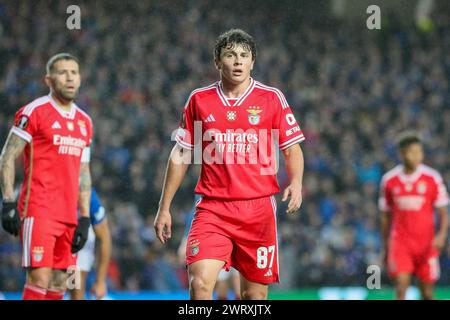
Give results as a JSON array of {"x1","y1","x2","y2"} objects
[{"x1": 227, "y1": 111, "x2": 237, "y2": 121}]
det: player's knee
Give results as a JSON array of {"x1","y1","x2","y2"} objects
[
  {"x1": 241, "y1": 289, "x2": 267, "y2": 300},
  {"x1": 190, "y1": 276, "x2": 214, "y2": 297},
  {"x1": 28, "y1": 271, "x2": 51, "y2": 289}
]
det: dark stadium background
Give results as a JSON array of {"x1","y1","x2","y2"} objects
[{"x1": 1, "y1": 0, "x2": 450, "y2": 299}]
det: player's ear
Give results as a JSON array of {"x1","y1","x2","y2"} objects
[
  {"x1": 214, "y1": 59, "x2": 222, "y2": 71},
  {"x1": 44, "y1": 74, "x2": 51, "y2": 88}
]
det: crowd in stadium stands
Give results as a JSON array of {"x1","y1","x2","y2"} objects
[{"x1": 1, "y1": 1, "x2": 450, "y2": 292}]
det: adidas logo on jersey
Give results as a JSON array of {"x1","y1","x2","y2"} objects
[
  {"x1": 264, "y1": 269, "x2": 273, "y2": 277},
  {"x1": 203, "y1": 114, "x2": 216, "y2": 123},
  {"x1": 51, "y1": 121, "x2": 61, "y2": 129}
]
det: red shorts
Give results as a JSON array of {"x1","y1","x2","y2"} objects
[
  {"x1": 186, "y1": 196, "x2": 279, "y2": 284},
  {"x1": 387, "y1": 241, "x2": 440, "y2": 284},
  {"x1": 21, "y1": 216, "x2": 77, "y2": 269}
]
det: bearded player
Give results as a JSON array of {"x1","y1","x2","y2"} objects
[
  {"x1": 0, "y1": 53, "x2": 93, "y2": 300},
  {"x1": 379, "y1": 131, "x2": 449, "y2": 299}
]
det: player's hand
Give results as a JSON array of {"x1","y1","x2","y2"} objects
[
  {"x1": 154, "y1": 209, "x2": 172, "y2": 244},
  {"x1": 71, "y1": 217, "x2": 91, "y2": 253},
  {"x1": 90, "y1": 281, "x2": 107, "y2": 300},
  {"x1": 432, "y1": 233, "x2": 447, "y2": 252},
  {"x1": 282, "y1": 182, "x2": 302, "y2": 214},
  {"x1": 1, "y1": 201, "x2": 21, "y2": 236}
]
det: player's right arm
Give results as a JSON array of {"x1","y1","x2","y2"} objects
[
  {"x1": 0, "y1": 132, "x2": 27, "y2": 200},
  {"x1": 154, "y1": 144, "x2": 191, "y2": 244},
  {"x1": 378, "y1": 175, "x2": 393, "y2": 265},
  {"x1": 155, "y1": 92, "x2": 196, "y2": 244},
  {"x1": 380, "y1": 210, "x2": 392, "y2": 264},
  {"x1": 0, "y1": 131, "x2": 28, "y2": 236}
]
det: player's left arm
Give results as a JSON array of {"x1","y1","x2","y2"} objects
[
  {"x1": 71, "y1": 151, "x2": 92, "y2": 253},
  {"x1": 433, "y1": 206, "x2": 448, "y2": 252},
  {"x1": 78, "y1": 161, "x2": 91, "y2": 218},
  {"x1": 432, "y1": 173, "x2": 450, "y2": 252},
  {"x1": 91, "y1": 218, "x2": 111, "y2": 299},
  {"x1": 281, "y1": 143, "x2": 304, "y2": 214}
]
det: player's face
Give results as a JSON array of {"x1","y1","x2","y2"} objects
[
  {"x1": 216, "y1": 43, "x2": 254, "y2": 84},
  {"x1": 46, "y1": 59, "x2": 81, "y2": 101},
  {"x1": 400, "y1": 143, "x2": 424, "y2": 169}
]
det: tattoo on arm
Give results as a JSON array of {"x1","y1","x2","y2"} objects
[
  {"x1": 78, "y1": 163, "x2": 91, "y2": 217},
  {"x1": 0, "y1": 133, "x2": 27, "y2": 201}
]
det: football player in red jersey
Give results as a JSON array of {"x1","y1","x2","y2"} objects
[
  {"x1": 379, "y1": 131, "x2": 449, "y2": 299},
  {"x1": 0, "y1": 53, "x2": 93, "y2": 300},
  {"x1": 154, "y1": 29, "x2": 305, "y2": 300}
]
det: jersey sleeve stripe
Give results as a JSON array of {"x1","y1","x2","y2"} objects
[
  {"x1": 22, "y1": 96, "x2": 50, "y2": 116},
  {"x1": 184, "y1": 83, "x2": 217, "y2": 109},
  {"x1": 434, "y1": 198, "x2": 450, "y2": 208},
  {"x1": 279, "y1": 134, "x2": 305, "y2": 147},
  {"x1": 255, "y1": 83, "x2": 289, "y2": 109},
  {"x1": 279, "y1": 135, "x2": 305, "y2": 150},
  {"x1": 378, "y1": 197, "x2": 391, "y2": 211},
  {"x1": 175, "y1": 135, "x2": 193, "y2": 150},
  {"x1": 11, "y1": 127, "x2": 32, "y2": 142}
]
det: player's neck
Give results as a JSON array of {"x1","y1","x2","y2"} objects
[
  {"x1": 50, "y1": 92, "x2": 73, "y2": 112},
  {"x1": 220, "y1": 77, "x2": 251, "y2": 99},
  {"x1": 403, "y1": 164, "x2": 419, "y2": 175}
]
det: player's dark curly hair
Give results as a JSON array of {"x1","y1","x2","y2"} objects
[
  {"x1": 396, "y1": 131, "x2": 422, "y2": 150},
  {"x1": 214, "y1": 29, "x2": 256, "y2": 61},
  {"x1": 46, "y1": 53, "x2": 79, "y2": 74}
]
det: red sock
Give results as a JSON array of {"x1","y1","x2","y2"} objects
[
  {"x1": 22, "y1": 284, "x2": 47, "y2": 300},
  {"x1": 45, "y1": 288, "x2": 65, "y2": 300}
]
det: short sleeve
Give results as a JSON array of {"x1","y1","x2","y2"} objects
[
  {"x1": 11, "y1": 107, "x2": 38, "y2": 143},
  {"x1": 272, "y1": 91, "x2": 305, "y2": 150},
  {"x1": 432, "y1": 172, "x2": 449, "y2": 208},
  {"x1": 378, "y1": 176, "x2": 393, "y2": 212}
]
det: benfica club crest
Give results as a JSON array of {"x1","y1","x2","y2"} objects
[
  {"x1": 247, "y1": 106, "x2": 262, "y2": 125},
  {"x1": 78, "y1": 120, "x2": 87, "y2": 137},
  {"x1": 189, "y1": 239, "x2": 200, "y2": 256},
  {"x1": 417, "y1": 182, "x2": 427, "y2": 194},
  {"x1": 227, "y1": 111, "x2": 237, "y2": 121},
  {"x1": 32, "y1": 246, "x2": 44, "y2": 262}
]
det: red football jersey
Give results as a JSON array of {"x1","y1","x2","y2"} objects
[
  {"x1": 12, "y1": 95, "x2": 93, "y2": 224},
  {"x1": 379, "y1": 164, "x2": 449, "y2": 246},
  {"x1": 175, "y1": 78, "x2": 305, "y2": 200}
]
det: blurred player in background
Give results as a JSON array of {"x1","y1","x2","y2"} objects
[
  {"x1": 70, "y1": 187, "x2": 111, "y2": 300},
  {"x1": 154, "y1": 29, "x2": 305, "y2": 300},
  {"x1": 177, "y1": 195, "x2": 241, "y2": 300},
  {"x1": 379, "y1": 131, "x2": 449, "y2": 300},
  {"x1": 0, "y1": 53, "x2": 93, "y2": 300}
]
